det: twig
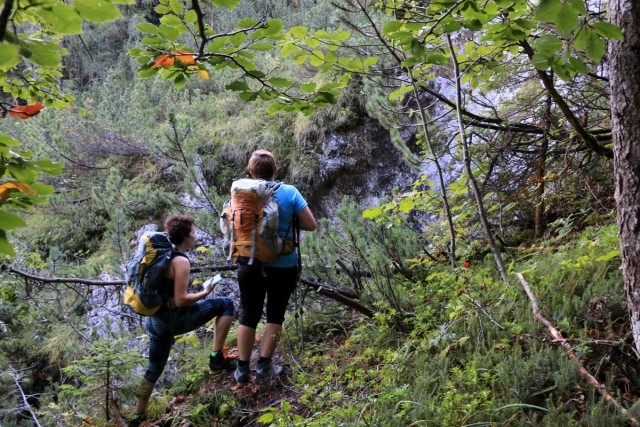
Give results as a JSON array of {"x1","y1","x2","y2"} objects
[
  {"x1": 462, "y1": 292, "x2": 504, "y2": 330},
  {"x1": 8, "y1": 366, "x2": 42, "y2": 427},
  {"x1": 516, "y1": 272, "x2": 640, "y2": 427}
]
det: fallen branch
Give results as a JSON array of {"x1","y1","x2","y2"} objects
[
  {"x1": 3, "y1": 265, "x2": 377, "y2": 317},
  {"x1": 516, "y1": 272, "x2": 639, "y2": 427},
  {"x1": 300, "y1": 278, "x2": 375, "y2": 318},
  {"x1": 8, "y1": 366, "x2": 42, "y2": 427}
]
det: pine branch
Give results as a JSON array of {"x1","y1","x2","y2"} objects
[{"x1": 516, "y1": 272, "x2": 640, "y2": 427}]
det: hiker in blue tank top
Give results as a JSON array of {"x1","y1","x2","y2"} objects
[{"x1": 234, "y1": 149, "x2": 317, "y2": 384}]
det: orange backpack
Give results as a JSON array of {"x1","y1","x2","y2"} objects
[{"x1": 220, "y1": 179, "x2": 294, "y2": 265}]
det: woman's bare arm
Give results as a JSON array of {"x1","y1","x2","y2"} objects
[
  {"x1": 297, "y1": 206, "x2": 317, "y2": 231},
  {"x1": 169, "y1": 256, "x2": 212, "y2": 308}
]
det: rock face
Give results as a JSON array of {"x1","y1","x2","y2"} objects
[{"x1": 305, "y1": 117, "x2": 414, "y2": 219}]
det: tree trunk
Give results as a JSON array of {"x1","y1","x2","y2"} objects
[
  {"x1": 609, "y1": 0, "x2": 640, "y2": 354},
  {"x1": 534, "y1": 93, "x2": 551, "y2": 238}
]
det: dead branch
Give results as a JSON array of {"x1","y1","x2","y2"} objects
[
  {"x1": 4, "y1": 265, "x2": 377, "y2": 318},
  {"x1": 300, "y1": 278, "x2": 374, "y2": 318},
  {"x1": 8, "y1": 366, "x2": 42, "y2": 427},
  {"x1": 516, "y1": 272, "x2": 639, "y2": 427},
  {"x1": 4, "y1": 267, "x2": 124, "y2": 286}
]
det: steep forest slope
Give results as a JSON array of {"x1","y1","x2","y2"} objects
[{"x1": 1, "y1": 1, "x2": 638, "y2": 426}]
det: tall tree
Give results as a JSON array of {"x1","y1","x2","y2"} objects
[{"x1": 609, "y1": 0, "x2": 640, "y2": 354}]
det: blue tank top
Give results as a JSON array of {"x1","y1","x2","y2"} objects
[{"x1": 268, "y1": 182, "x2": 308, "y2": 268}]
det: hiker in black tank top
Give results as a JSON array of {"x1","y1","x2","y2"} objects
[{"x1": 131, "y1": 215, "x2": 235, "y2": 425}]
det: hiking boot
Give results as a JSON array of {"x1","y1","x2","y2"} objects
[
  {"x1": 209, "y1": 352, "x2": 235, "y2": 373},
  {"x1": 256, "y1": 358, "x2": 283, "y2": 380},
  {"x1": 234, "y1": 360, "x2": 250, "y2": 385},
  {"x1": 127, "y1": 413, "x2": 146, "y2": 427}
]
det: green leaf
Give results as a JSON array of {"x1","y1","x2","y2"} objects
[
  {"x1": 0, "y1": 43, "x2": 20, "y2": 69},
  {"x1": 536, "y1": 34, "x2": 563, "y2": 55},
  {"x1": 389, "y1": 84, "x2": 413, "y2": 101},
  {"x1": 207, "y1": 36, "x2": 229, "y2": 52},
  {"x1": 0, "y1": 134, "x2": 20, "y2": 147},
  {"x1": 300, "y1": 82, "x2": 317, "y2": 93},
  {"x1": 230, "y1": 32, "x2": 247, "y2": 47},
  {"x1": 211, "y1": 0, "x2": 241, "y2": 8},
  {"x1": 530, "y1": 53, "x2": 551, "y2": 70},
  {"x1": 363, "y1": 207, "x2": 383, "y2": 219},
  {"x1": 309, "y1": 50, "x2": 324, "y2": 66},
  {"x1": 557, "y1": 3, "x2": 579, "y2": 35},
  {"x1": 534, "y1": 0, "x2": 562, "y2": 22},
  {"x1": 237, "y1": 18, "x2": 258, "y2": 28},
  {"x1": 382, "y1": 20, "x2": 403, "y2": 34},
  {"x1": 585, "y1": 30, "x2": 605, "y2": 62},
  {"x1": 248, "y1": 42, "x2": 274, "y2": 51},
  {"x1": 160, "y1": 14, "x2": 183, "y2": 27},
  {"x1": 258, "y1": 413, "x2": 275, "y2": 424},
  {"x1": 442, "y1": 21, "x2": 463, "y2": 33},
  {"x1": 7, "y1": 164, "x2": 37, "y2": 183},
  {"x1": 568, "y1": 0, "x2": 588, "y2": 15},
  {"x1": 184, "y1": 9, "x2": 197, "y2": 24},
  {"x1": 265, "y1": 20, "x2": 283, "y2": 35},
  {"x1": 0, "y1": 235, "x2": 15, "y2": 256},
  {"x1": 168, "y1": 0, "x2": 183, "y2": 14},
  {"x1": 290, "y1": 26, "x2": 309, "y2": 38},
  {"x1": 551, "y1": 61, "x2": 573, "y2": 81},
  {"x1": 159, "y1": 24, "x2": 180, "y2": 41},
  {"x1": 0, "y1": 209, "x2": 27, "y2": 230},
  {"x1": 73, "y1": 0, "x2": 122, "y2": 22},
  {"x1": 139, "y1": 36, "x2": 166, "y2": 46},
  {"x1": 425, "y1": 53, "x2": 448, "y2": 65},
  {"x1": 154, "y1": 4, "x2": 170, "y2": 14},
  {"x1": 574, "y1": 26, "x2": 591, "y2": 51},
  {"x1": 136, "y1": 23, "x2": 159, "y2": 34},
  {"x1": 332, "y1": 30, "x2": 350, "y2": 41},
  {"x1": 30, "y1": 183, "x2": 55, "y2": 195},
  {"x1": 39, "y1": 3, "x2": 83, "y2": 34},
  {"x1": 226, "y1": 81, "x2": 250, "y2": 91},
  {"x1": 568, "y1": 56, "x2": 589, "y2": 74},
  {"x1": 268, "y1": 77, "x2": 292, "y2": 88},
  {"x1": 174, "y1": 73, "x2": 186, "y2": 88},
  {"x1": 463, "y1": 19, "x2": 483, "y2": 31},
  {"x1": 28, "y1": 41, "x2": 61, "y2": 67},
  {"x1": 363, "y1": 57, "x2": 378, "y2": 68},
  {"x1": 281, "y1": 42, "x2": 297, "y2": 58},
  {"x1": 593, "y1": 22, "x2": 623, "y2": 40},
  {"x1": 595, "y1": 250, "x2": 620, "y2": 262},
  {"x1": 138, "y1": 66, "x2": 158, "y2": 78},
  {"x1": 238, "y1": 91, "x2": 258, "y2": 101}
]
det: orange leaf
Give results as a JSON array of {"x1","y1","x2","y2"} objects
[
  {"x1": 8, "y1": 103, "x2": 45, "y2": 120},
  {"x1": 153, "y1": 53, "x2": 175, "y2": 69},
  {"x1": 0, "y1": 181, "x2": 37, "y2": 205},
  {"x1": 197, "y1": 69, "x2": 210, "y2": 80},
  {"x1": 174, "y1": 50, "x2": 195, "y2": 65}
]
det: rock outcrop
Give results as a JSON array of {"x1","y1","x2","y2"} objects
[{"x1": 303, "y1": 117, "x2": 414, "y2": 219}]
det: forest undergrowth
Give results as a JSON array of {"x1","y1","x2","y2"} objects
[{"x1": 2, "y1": 201, "x2": 636, "y2": 427}]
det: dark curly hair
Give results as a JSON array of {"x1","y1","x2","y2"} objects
[{"x1": 164, "y1": 215, "x2": 195, "y2": 245}]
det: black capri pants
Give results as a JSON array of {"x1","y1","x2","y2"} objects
[{"x1": 237, "y1": 263, "x2": 298, "y2": 328}]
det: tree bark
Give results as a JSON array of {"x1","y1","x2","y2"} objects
[
  {"x1": 609, "y1": 0, "x2": 640, "y2": 354},
  {"x1": 534, "y1": 94, "x2": 551, "y2": 238}
]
